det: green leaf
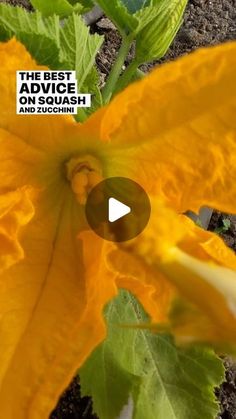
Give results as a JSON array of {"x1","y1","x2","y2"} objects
[
  {"x1": 80, "y1": 342, "x2": 140, "y2": 419},
  {"x1": 59, "y1": 14, "x2": 103, "y2": 89},
  {"x1": 80, "y1": 290, "x2": 224, "y2": 419},
  {"x1": 0, "y1": 5, "x2": 61, "y2": 67},
  {"x1": 80, "y1": 66, "x2": 103, "y2": 116},
  {"x1": 30, "y1": 0, "x2": 83, "y2": 17},
  {"x1": 0, "y1": 4, "x2": 103, "y2": 114},
  {"x1": 135, "y1": 0, "x2": 188, "y2": 62}
]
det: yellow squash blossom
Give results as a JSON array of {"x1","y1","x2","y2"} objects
[{"x1": 0, "y1": 38, "x2": 236, "y2": 418}]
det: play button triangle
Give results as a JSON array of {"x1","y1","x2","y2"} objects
[
  {"x1": 108, "y1": 197, "x2": 131, "y2": 223},
  {"x1": 85, "y1": 177, "x2": 151, "y2": 242}
]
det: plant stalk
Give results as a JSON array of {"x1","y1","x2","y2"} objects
[
  {"x1": 102, "y1": 36, "x2": 133, "y2": 104},
  {"x1": 114, "y1": 60, "x2": 141, "y2": 94}
]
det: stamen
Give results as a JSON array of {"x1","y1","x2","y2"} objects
[{"x1": 66, "y1": 155, "x2": 103, "y2": 205}]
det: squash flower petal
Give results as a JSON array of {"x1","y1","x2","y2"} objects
[
  {"x1": 97, "y1": 41, "x2": 236, "y2": 214},
  {"x1": 0, "y1": 39, "x2": 117, "y2": 419},
  {"x1": 0, "y1": 37, "x2": 236, "y2": 418},
  {"x1": 111, "y1": 198, "x2": 236, "y2": 347},
  {"x1": 0, "y1": 186, "x2": 35, "y2": 272}
]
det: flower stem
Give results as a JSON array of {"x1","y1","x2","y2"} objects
[
  {"x1": 113, "y1": 60, "x2": 140, "y2": 94},
  {"x1": 102, "y1": 36, "x2": 133, "y2": 104},
  {"x1": 136, "y1": 68, "x2": 145, "y2": 79}
]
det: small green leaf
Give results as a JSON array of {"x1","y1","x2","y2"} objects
[
  {"x1": 30, "y1": 0, "x2": 83, "y2": 17},
  {"x1": 135, "y1": 0, "x2": 188, "y2": 63},
  {"x1": 214, "y1": 218, "x2": 231, "y2": 234},
  {"x1": 80, "y1": 290, "x2": 224, "y2": 419},
  {"x1": 222, "y1": 218, "x2": 231, "y2": 230}
]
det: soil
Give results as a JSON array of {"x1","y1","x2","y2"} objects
[
  {"x1": 216, "y1": 358, "x2": 236, "y2": 419},
  {"x1": 50, "y1": 378, "x2": 97, "y2": 419},
  {"x1": 208, "y1": 212, "x2": 236, "y2": 252},
  {"x1": 1, "y1": 0, "x2": 236, "y2": 418}
]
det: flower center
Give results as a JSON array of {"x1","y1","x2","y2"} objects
[{"x1": 66, "y1": 155, "x2": 103, "y2": 205}]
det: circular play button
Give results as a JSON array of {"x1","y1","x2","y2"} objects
[{"x1": 85, "y1": 177, "x2": 151, "y2": 242}]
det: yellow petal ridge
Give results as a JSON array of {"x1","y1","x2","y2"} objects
[{"x1": 0, "y1": 186, "x2": 35, "y2": 272}]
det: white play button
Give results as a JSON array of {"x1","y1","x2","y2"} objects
[
  {"x1": 86, "y1": 177, "x2": 151, "y2": 241},
  {"x1": 108, "y1": 197, "x2": 131, "y2": 223}
]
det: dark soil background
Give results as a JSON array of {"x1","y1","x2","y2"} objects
[
  {"x1": 1, "y1": 0, "x2": 236, "y2": 418},
  {"x1": 50, "y1": 378, "x2": 97, "y2": 419}
]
